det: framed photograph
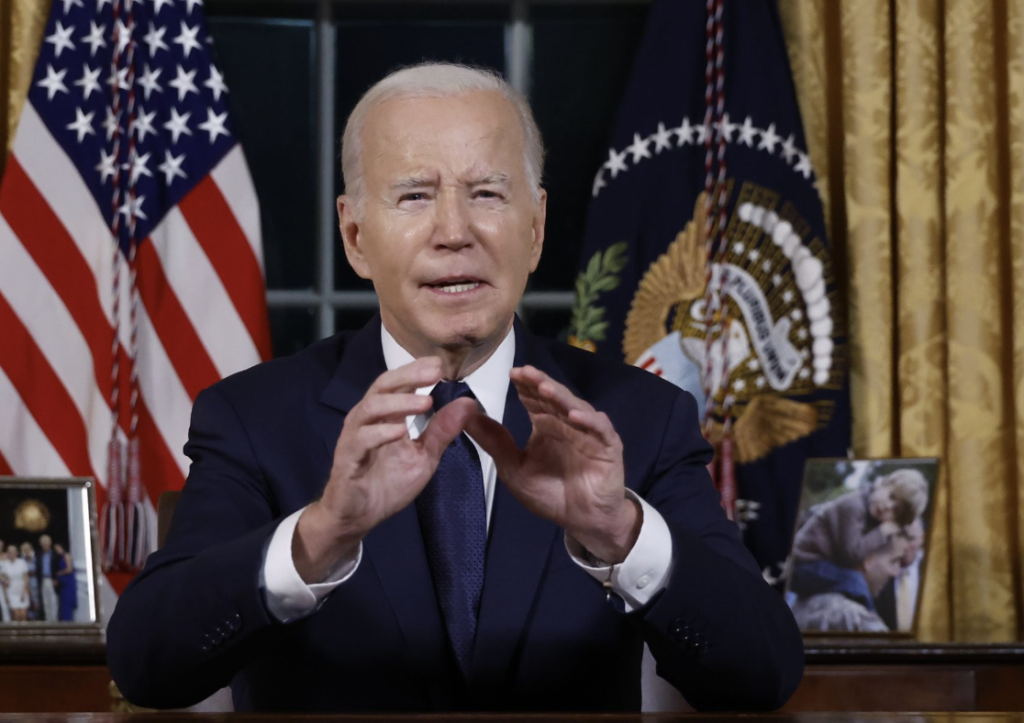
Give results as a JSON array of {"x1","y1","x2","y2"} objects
[
  {"x1": 0, "y1": 477, "x2": 102, "y2": 638},
  {"x1": 784, "y1": 458, "x2": 939, "y2": 637}
]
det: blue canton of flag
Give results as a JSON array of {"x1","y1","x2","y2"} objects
[
  {"x1": 569, "y1": 0, "x2": 851, "y2": 586},
  {"x1": 31, "y1": 0, "x2": 233, "y2": 249}
]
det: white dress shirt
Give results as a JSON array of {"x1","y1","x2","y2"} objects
[{"x1": 261, "y1": 324, "x2": 675, "y2": 622}]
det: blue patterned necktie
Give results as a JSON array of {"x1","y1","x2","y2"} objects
[{"x1": 416, "y1": 381, "x2": 487, "y2": 676}]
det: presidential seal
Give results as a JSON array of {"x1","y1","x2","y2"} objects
[{"x1": 624, "y1": 182, "x2": 843, "y2": 463}]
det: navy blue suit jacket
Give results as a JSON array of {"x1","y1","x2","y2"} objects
[{"x1": 107, "y1": 317, "x2": 803, "y2": 712}]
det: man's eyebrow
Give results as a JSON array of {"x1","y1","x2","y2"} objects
[
  {"x1": 390, "y1": 176, "x2": 437, "y2": 191},
  {"x1": 469, "y1": 173, "x2": 511, "y2": 186}
]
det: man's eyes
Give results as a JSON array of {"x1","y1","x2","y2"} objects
[{"x1": 395, "y1": 189, "x2": 506, "y2": 203}]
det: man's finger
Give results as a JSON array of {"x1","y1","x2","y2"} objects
[
  {"x1": 368, "y1": 356, "x2": 443, "y2": 395},
  {"x1": 512, "y1": 366, "x2": 593, "y2": 417},
  {"x1": 418, "y1": 397, "x2": 477, "y2": 460},
  {"x1": 464, "y1": 412, "x2": 522, "y2": 475},
  {"x1": 355, "y1": 422, "x2": 410, "y2": 451},
  {"x1": 352, "y1": 393, "x2": 432, "y2": 426},
  {"x1": 566, "y1": 408, "x2": 622, "y2": 451}
]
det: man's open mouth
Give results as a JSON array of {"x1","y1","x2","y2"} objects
[{"x1": 429, "y1": 280, "x2": 481, "y2": 294}]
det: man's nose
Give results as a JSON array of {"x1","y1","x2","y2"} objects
[{"x1": 434, "y1": 193, "x2": 474, "y2": 250}]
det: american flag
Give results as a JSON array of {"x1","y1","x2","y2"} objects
[{"x1": 0, "y1": 0, "x2": 270, "y2": 602}]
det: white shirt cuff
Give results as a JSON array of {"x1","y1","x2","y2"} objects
[
  {"x1": 261, "y1": 506, "x2": 362, "y2": 623},
  {"x1": 564, "y1": 490, "x2": 674, "y2": 613}
]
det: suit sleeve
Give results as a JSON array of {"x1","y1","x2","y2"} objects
[
  {"x1": 107, "y1": 385, "x2": 285, "y2": 709},
  {"x1": 635, "y1": 389, "x2": 805, "y2": 712}
]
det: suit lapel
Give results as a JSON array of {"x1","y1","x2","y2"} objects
[
  {"x1": 468, "y1": 320, "x2": 562, "y2": 695},
  {"x1": 317, "y1": 316, "x2": 455, "y2": 707}
]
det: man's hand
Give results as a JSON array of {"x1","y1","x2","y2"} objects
[
  {"x1": 465, "y1": 365, "x2": 640, "y2": 564},
  {"x1": 293, "y1": 357, "x2": 478, "y2": 583}
]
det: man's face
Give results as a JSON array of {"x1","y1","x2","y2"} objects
[
  {"x1": 6, "y1": 545, "x2": 16, "y2": 560},
  {"x1": 39, "y1": 535, "x2": 51, "y2": 551},
  {"x1": 902, "y1": 519, "x2": 924, "y2": 567},
  {"x1": 339, "y1": 91, "x2": 545, "y2": 360},
  {"x1": 861, "y1": 537, "x2": 908, "y2": 597}
]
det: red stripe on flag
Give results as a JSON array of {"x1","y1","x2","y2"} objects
[
  {"x1": 0, "y1": 291, "x2": 99, "y2": 480},
  {"x1": 179, "y1": 178, "x2": 272, "y2": 361},
  {"x1": 0, "y1": 450, "x2": 13, "y2": 476},
  {"x1": 111, "y1": 342, "x2": 185, "y2": 501},
  {"x1": 0, "y1": 156, "x2": 114, "y2": 402},
  {"x1": 135, "y1": 240, "x2": 221, "y2": 401}
]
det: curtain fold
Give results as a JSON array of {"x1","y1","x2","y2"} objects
[
  {"x1": 782, "y1": 0, "x2": 1024, "y2": 641},
  {"x1": 0, "y1": 0, "x2": 49, "y2": 173}
]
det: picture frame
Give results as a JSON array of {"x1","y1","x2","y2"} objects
[
  {"x1": 0, "y1": 477, "x2": 103, "y2": 641},
  {"x1": 784, "y1": 458, "x2": 939, "y2": 637}
]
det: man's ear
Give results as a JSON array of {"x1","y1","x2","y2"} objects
[
  {"x1": 337, "y1": 195, "x2": 372, "y2": 280},
  {"x1": 528, "y1": 188, "x2": 547, "y2": 273}
]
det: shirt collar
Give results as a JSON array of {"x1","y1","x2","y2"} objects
[{"x1": 379, "y1": 322, "x2": 515, "y2": 425}]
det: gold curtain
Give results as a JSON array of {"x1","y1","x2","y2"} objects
[
  {"x1": 0, "y1": 0, "x2": 50, "y2": 175},
  {"x1": 780, "y1": 0, "x2": 1024, "y2": 642}
]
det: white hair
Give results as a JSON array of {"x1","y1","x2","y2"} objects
[{"x1": 340, "y1": 62, "x2": 545, "y2": 207}]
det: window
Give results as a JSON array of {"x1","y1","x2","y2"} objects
[{"x1": 207, "y1": 0, "x2": 649, "y2": 356}]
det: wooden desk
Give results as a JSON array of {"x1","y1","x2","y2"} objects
[
  {"x1": 3, "y1": 639, "x2": 1024, "y2": 714},
  {"x1": 2, "y1": 714, "x2": 1024, "y2": 722}
]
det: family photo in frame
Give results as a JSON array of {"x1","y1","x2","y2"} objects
[
  {"x1": 0, "y1": 477, "x2": 101, "y2": 633},
  {"x1": 785, "y1": 458, "x2": 939, "y2": 636}
]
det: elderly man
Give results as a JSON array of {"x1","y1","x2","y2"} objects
[{"x1": 107, "y1": 63, "x2": 802, "y2": 713}]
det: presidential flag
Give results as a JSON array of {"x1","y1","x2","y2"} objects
[
  {"x1": 0, "y1": 0, "x2": 270, "y2": 600},
  {"x1": 569, "y1": 0, "x2": 850, "y2": 584}
]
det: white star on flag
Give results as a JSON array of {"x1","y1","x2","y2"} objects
[
  {"x1": 114, "y1": 19, "x2": 133, "y2": 56},
  {"x1": 61, "y1": 0, "x2": 84, "y2": 12},
  {"x1": 125, "y1": 150, "x2": 153, "y2": 185},
  {"x1": 95, "y1": 148, "x2": 117, "y2": 183},
  {"x1": 780, "y1": 134, "x2": 798, "y2": 164},
  {"x1": 198, "y1": 108, "x2": 229, "y2": 143},
  {"x1": 591, "y1": 169, "x2": 607, "y2": 197},
  {"x1": 66, "y1": 108, "x2": 95, "y2": 143},
  {"x1": 204, "y1": 65, "x2": 228, "y2": 101},
  {"x1": 163, "y1": 107, "x2": 192, "y2": 143},
  {"x1": 651, "y1": 122, "x2": 674, "y2": 153},
  {"x1": 173, "y1": 21, "x2": 203, "y2": 59},
  {"x1": 625, "y1": 133, "x2": 651, "y2": 164},
  {"x1": 794, "y1": 152, "x2": 813, "y2": 179},
  {"x1": 758, "y1": 123, "x2": 780, "y2": 153},
  {"x1": 131, "y1": 107, "x2": 157, "y2": 142},
  {"x1": 158, "y1": 150, "x2": 188, "y2": 185},
  {"x1": 107, "y1": 66, "x2": 129, "y2": 92},
  {"x1": 37, "y1": 65, "x2": 69, "y2": 100},
  {"x1": 45, "y1": 21, "x2": 76, "y2": 58},
  {"x1": 137, "y1": 64, "x2": 163, "y2": 100},
  {"x1": 674, "y1": 117, "x2": 696, "y2": 146},
  {"x1": 604, "y1": 147, "x2": 629, "y2": 179},
  {"x1": 715, "y1": 113, "x2": 736, "y2": 142},
  {"x1": 185, "y1": 0, "x2": 204, "y2": 14},
  {"x1": 102, "y1": 107, "x2": 120, "y2": 140},
  {"x1": 74, "y1": 64, "x2": 102, "y2": 100},
  {"x1": 153, "y1": 0, "x2": 175, "y2": 14},
  {"x1": 117, "y1": 194, "x2": 148, "y2": 221},
  {"x1": 737, "y1": 116, "x2": 758, "y2": 147},
  {"x1": 143, "y1": 22, "x2": 169, "y2": 57},
  {"x1": 169, "y1": 65, "x2": 199, "y2": 101},
  {"x1": 81, "y1": 21, "x2": 106, "y2": 57}
]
